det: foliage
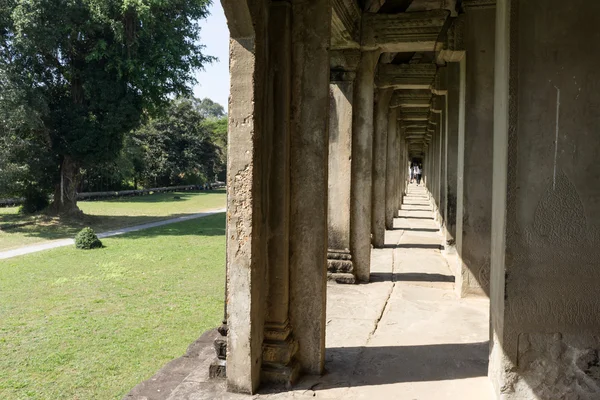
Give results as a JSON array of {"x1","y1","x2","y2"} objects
[
  {"x1": 0, "y1": 0, "x2": 214, "y2": 213},
  {"x1": 133, "y1": 97, "x2": 224, "y2": 187},
  {"x1": 19, "y1": 187, "x2": 50, "y2": 214},
  {"x1": 74, "y1": 227, "x2": 103, "y2": 249},
  {"x1": 195, "y1": 97, "x2": 226, "y2": 119},
  {"x1": 0, "y1": 62, "x2": 57, "y2": 201},
  {"x1": 201, "y1": 116, "x2": 228, "y2": 181}
]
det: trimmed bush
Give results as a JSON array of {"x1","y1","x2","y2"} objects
[{"x1": 74, "y1": 227, "x2": 103, "y2": 250}]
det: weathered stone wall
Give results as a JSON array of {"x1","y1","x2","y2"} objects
[{"x1": 490, "y1": 0, "x2": 600, "y2": 398}]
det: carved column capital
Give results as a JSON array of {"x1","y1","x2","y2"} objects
[
  {"x1": 330, "y1": 49, "x2": 361, "y2": 81},
  {"x1": 436, "y1": 15, "x2": 466, "y2": 64}
]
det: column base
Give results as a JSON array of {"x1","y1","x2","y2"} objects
[
  {"x1": 262, "y1": 321, "x2": 301, "y2": 387},
  {"x1": 261, "y1": 359, "x2": 301, "y2": 388},
  {"x1": 327, "y1": 249, "x2": 356, "y2": 284},
  {"x1": 209, "y1": 323, "x2": 228, "y2": 379}
]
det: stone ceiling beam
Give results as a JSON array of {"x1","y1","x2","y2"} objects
[
  {"x1": 377, "y1": 64, "x2": 437, "y2": 89},
  {"x1": 363, "y1": 0, "x2": 387, "y2": 12},
  {"x1": 332, "y1": 0, "x2": 361, "y2": 49},
  {"x1": 361, "y1": 10, "x2": 450, "y2": 52},
  {"x1": 462, "y1": 0, "x2": 496, "y2": 10},
  {"x1": 390, "y1": 89, "x2": 433, "y2": 108},
  {"x1": 406, "y1": 0, "x2": 459, "y2": 16}
]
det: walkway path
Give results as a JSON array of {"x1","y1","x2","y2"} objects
[
  {"x1": 127, "y1": 184, "x2": 490, "y2": 399},
  {"x1": 0, "y1": 208, "x2": 226, "y2": 260}
]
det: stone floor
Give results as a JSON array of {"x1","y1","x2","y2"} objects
[{"x1": 126, "y1": 184, "x2": 492, "y2": 400}]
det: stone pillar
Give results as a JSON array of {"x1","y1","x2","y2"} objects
[
  {"x1": 221, "y1": 0, "x2": 331, "y2": 392},
  {"x1": 437, "y1": 108, "x2": 444, "y2": 223},
  {"x1": 289, "y1": 0, "x2": 331, "y2": 375},
  {"x1": 490, "y1": 0, "x2": 600, "y2": 398},
  {"x1": 385, "y1": 107, "x2": 398, "y2": 229},
  {"x1": 397, "y1": 123, "x2": 406, "y2": 211},
  {"x1": 350, "y1": 51, "x2": 379, "y2": 283},
  {"x1": 443, "y1": 61, "x2": 464, "y2": 249},
  {"x1": 222, "y1": 0, "x2": 268, "y2": 393},
  {"x1": 455, "y1": 2, "x2": 495, "y2": 297},
  {"x1": 371, "y1": 88, "x2": 393, "y2": 247},
  {"x1": 262, "y1": 1, "x2": 298, "y2": 385},
  {"x1": 327, "y1": 52, "x2": 359, "y2": 284}
]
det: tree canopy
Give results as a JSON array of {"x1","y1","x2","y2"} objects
[{"x1": 0, "y1": 0, "x2": 213, "y2": 214}]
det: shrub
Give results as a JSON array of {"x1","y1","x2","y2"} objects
[
  {"x1": 74, "y1": 227, "x2": 103, "y2": 250},
  {"x1": 19, "y1": 187, "x2": 50, "y2": 214}
]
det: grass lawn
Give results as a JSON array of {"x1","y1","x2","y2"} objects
[
  {"x1": 0, "y1": 190, "x2": 226, "y2": 251},
  {"x1": 0, "y1": 213, "x2": 225, "y2": 399}
]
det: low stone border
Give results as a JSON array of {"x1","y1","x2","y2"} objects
[{"x1": 124, "y1": 328, "x2": 225, "y2": 400}]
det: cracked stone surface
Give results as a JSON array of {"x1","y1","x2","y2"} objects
[{"x1": 126, "y1": 185, "x2": 491, "y2": 399}]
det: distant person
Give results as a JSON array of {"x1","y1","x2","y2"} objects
[
  {"x1": 415, "y1": 165, "x2": 422, "y2": 185},
  {"x1": 409, "y1": 164, "x2": 414, "y2": 183}
]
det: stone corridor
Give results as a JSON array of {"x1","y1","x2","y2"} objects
[
  {"x1": 261, "y1": 183, "x2": 490, "y2": 399},
  {"x1": 129, "y1": 1, "x2": 600, "y2": 396},
  {"x1": 128, "y1": 184, "x2": 490, "y2": 399}
]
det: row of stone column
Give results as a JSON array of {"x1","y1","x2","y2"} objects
[{"x1": 221, "y1": 0, "x2": 600, "y2": 398}]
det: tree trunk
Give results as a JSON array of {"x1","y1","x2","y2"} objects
[{"x1": 51, "y1": 155, "x2": 82, "y2": 216}]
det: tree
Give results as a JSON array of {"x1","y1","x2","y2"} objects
[
  {"x1": 135, "y1": 98, "x2": 222, "y2": 187},
  {"x1": 201, "y1": 114, "x2": 227, "y2": 181},
  {"x1": 0, "y1": 0, "x2": 213, "y2": 215},
  {"x1": 196, "y1": 97, "x2": 226, "y2": 119},
  {"x1": 0, "y1": 65, "x2": 56, "y2": 211}
]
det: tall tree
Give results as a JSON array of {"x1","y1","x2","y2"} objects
[
  {"x1": 0, "y1": 0, "x2": 213, "y2": 214},
  {"x1": 134, "y1": 98, "x2": 222, "y2": 187}
]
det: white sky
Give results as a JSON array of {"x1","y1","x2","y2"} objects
[{"x1": 193, "y1": 1, "x2": 230, "y2": 109}]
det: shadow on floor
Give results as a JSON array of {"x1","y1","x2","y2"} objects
[
  {"x1": 278, "y1": 342, "x2": 489, "y2": 392},
  {"x1": 370, "y1": 272, "x2": 455, "y2": 283},
  {"x1": 400, "y1": 208, "x2": 433, "y2": 212},
  {"x1": 399, "y1": 216, "x2": 435, "y2": 220}
]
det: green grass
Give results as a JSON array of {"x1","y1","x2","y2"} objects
[
  {"x1": 0, "y1": 190, "x2": 226, "y2": 251},
  {"x1": 0, "y1": 213, "x2": 225, "y2": 399}
]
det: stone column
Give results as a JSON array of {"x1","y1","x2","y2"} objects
[
  {"x1": 490, "y1": 0, "x2": 600, "y2": 398},
  {"x1": 261, "y1": 1, "x2": 298, "y2": 385},
  {"x1": 400, "y1": 126, "x2": 406, "y2": 204},
  {"x1": 455, "y1": 1, "x2": 495, "y2": 297},
  {"x1": 221, "y1": 0, "x2": 331, "y2": 392},
  {"x1": 350, "y1": 51, "x2": 379, "y2": 283},
  {"x1": 397, "y1": 122, "x2": 406, "y2": 212},
  {"x1": 289, "y1": 0, "x2": 331, "y2": 375},
  {"x1": 327, "y1": 51, "x2": 360, "y2": 284},
  {"x1": 385, "y1": 107, "x2": 398, "y2": 229},
  {"x1": 221, "y1": 0, "x2": 268, "y2": 393},
  {"x1": 443, "y1": 60, "x2": 464, "y2": 249},
  {"x1": 371, "y1": 88, "x2": 393, "y2": 248}
]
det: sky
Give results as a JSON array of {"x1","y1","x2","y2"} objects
[{"x1": 193, "y1": 1, "x2": 230, "y2": 109}]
